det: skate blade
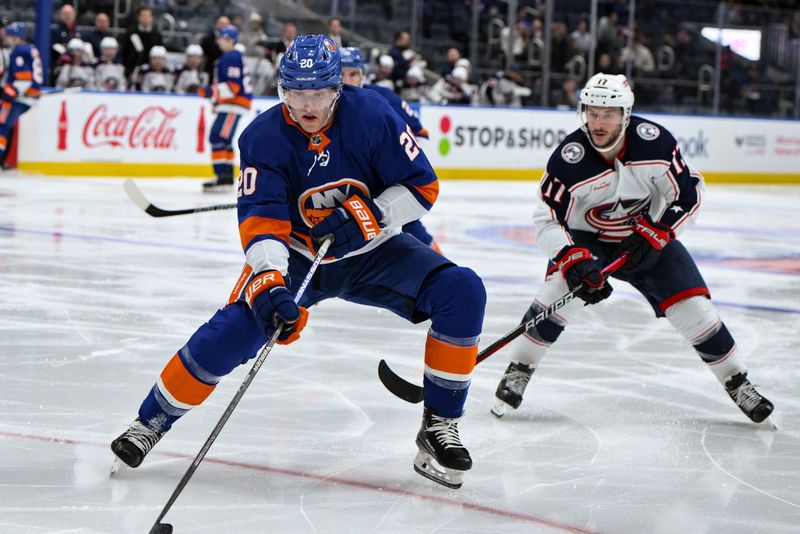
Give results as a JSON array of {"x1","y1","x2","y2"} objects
[
  {"x1": 110, "y1": 458, "x2": 123, "y2": 476},
  {"x1": 761, "y1": 415, "x2": 778, "y2": 431},
  {"x1": 491, "y1": 400, "x2": 510, "y2": 418},
  {"x1": 413, "y1": 450, "x2": 465, "y2": 490}
]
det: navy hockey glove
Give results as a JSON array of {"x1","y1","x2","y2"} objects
[
  {"x1": 245, "y1": 270, "x2": 308, "y2": 345},
  {"x1": 309, "y1": 194, "x2": 383, "y2": 258},
  {"x1": 554, "y1": 245, "x2": 613, "y2": 305},
  {"x1": 616, "y1": 214, "x2": 675, "y2": 272}
]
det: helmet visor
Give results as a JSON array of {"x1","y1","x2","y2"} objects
[{"x1": 279, "y1": 87, "x2": 339, "y2": 109}]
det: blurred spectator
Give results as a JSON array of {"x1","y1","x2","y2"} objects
[
  {"x1": 174, "y1": 44, "x2": 209, "y2": 94},
  {"x1": 388, "y1": 30, "x2": 412, "y2": 84},
  {"x1": 55, "y1": 38, "x2": 94, "y2": 89},
  {"x1": 250, "y1": 40, "x2": 277, "y2": 95},
  {"x1": 570, "y1": 18, "x2": 592, "y2": 57},
  {"x1": 552, "y1": 77, "x2": 579, "y2": 109},
  {"x1": 275, "y1": 22, "x2": 297, "y2": 55},
  {"x1": 84, "y1": 12, "x2": 112, "y2": 58},
  {"x1": 121, "y1": 7, "x2": 164, "y2": 76},
  {"x1": 0, "y1": 23, "x2": 10, "y2": 79},
  {"x1": 369, "y1": 54, "x2": 395, "y2": 90},
  {"x1": 454, "y1": 58, "x2": 472, "y2": 81},
  {"x1": 500, "y1": 20, "x2": 530, "y2": 63},
  {"x1": 200, "y1": 16, "x2": 230, "y2": 81},
  {"x1": 430, "y1": 65, "x2": 476, "y2": 105},
  {"x1": 478, "y1": 65, "x2": 531, "y2": 107},
  {"x1": 596, "y1": 51, "x2": 621, "y2": 75},
  {"x1": 620, "y1": 34, "x2": 655, "y2": 75},
  {"x1": 132, "y1": 45, "x2": 175, "y2": 93},
  {"x1": 597, "y1": 11, "x2": 620, "y2": 55},
  {"x1": 51, "y1": 3, "x2": 81, "y2": 81},
  {"x1": 327, "y1": 17, "x2": 349, "y2": 49},
  {"x1": 400, "y1": 65, "x2": 434, "y2": 103},
  {"x1": 241, "y1": 12, "x2": 268, "y2": 55},
  {"x1": 737, "y1": 65, "x2": 770, "y2": 115},
  {"x1": 550, "y1": 22, "x2": 574, "y2": 74},
  {"x1": 441, "y1": 47, "x2": 460, "y2": 77},
  {"x1": 92, "y1": 37, "x2": 126, "y2": 91}
]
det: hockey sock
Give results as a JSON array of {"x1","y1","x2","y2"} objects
[
  {"x1": 422, "y1": 331, "x2": 478, "y2": 418},
  {"x1": 138, "y1": 346, "x2": 220, "y2": 433},
  {"x1": 665, "y1": 296, "x2": 746, "y2": 382}
]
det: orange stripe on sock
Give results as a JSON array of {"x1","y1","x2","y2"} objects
[
  {"x1": 424, "y1": 336, "x2": 477, "y2": 376},
  {"x1": 160, "y1": 353, "x2": 215, "y2": 406}
]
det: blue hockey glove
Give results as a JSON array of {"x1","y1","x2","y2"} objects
[
  {"x1": 245, "y1": 270, "x2": 308, "y2": 345},
  {"x1": 309, "y1": 194, "x2": 383, "y2": 258},
  {"x1": 616, "y1": 214, "x2": 675, "y2": 272},
  {"x1": 553, "y1": 245, "x2": 613, "y2": 305}
]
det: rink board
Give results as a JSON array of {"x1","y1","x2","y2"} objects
[{"x1": 16, "y1": 90, "x2": 800, "y2": 183}]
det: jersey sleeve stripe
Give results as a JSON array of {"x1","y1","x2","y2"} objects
[
  {"x1": 411, "y1": 180, "x2": 439, "y2": 208},
  {"x1": 239, "y1": 216, "x2": 292, "y2": 250}
]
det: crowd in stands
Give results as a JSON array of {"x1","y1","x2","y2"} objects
[{"x1": 0, "y1": 0, "x2": 797, "y2": 116}]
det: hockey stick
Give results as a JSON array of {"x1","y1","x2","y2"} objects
[
  {"x1": 124, "y1": 178, "x2": 237, "y2": 217},
  {"x1": 378, "y1": 254, "x2": 629, "y2": 404},
  {"x1": 150, "y1": 237, "x2": 332, "y2": 534}
]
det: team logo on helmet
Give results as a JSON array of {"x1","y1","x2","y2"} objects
[
  {"x1": 561, "y1": 142, "x2": 585, "y2": 164},
  {"x1": 298, "y1": 179, "x2": 370, "y2": 227},
  {"x1": 636, "y1": 122, "x2": 660, "y2": 141},
  {"x1": 325, "y1": 39, "x2": 336, "y2": 52}
]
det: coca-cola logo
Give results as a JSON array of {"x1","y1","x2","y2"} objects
[{"x1": 82, "y1": 104, "x2": 179, "y2": 149}]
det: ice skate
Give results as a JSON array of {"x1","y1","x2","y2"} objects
[
  {"x1": 414, "y1": 408, "x2": 472, "y2": 489},
  {"x1": 111, "y1": 418, "x2": 166, "y2": 468},
  {"x1": 725, "y1": 372, "x2": 774, "y2": 424},
  {"x1": 492, "y1": 361, "x2": 535, "y2": 417},
  {"x1": 202, "y1": 174, "x2": 234, "y2": 193}
]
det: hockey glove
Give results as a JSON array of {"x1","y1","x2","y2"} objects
[
  {"x1": 616, "y1": 214, "x2": 675, "y2": 272},
  {"x1": 309, "y1": 194, "x2": 383, "y2": 258},
  {"x1": 554, "y1": 245, "x2": 613, "y2": 305},
  {"x1": 245, "y1": 270, "x2": 309, "y2": 345}
]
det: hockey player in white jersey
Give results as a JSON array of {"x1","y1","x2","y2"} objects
[
  {"x1": 91, "y1": 37, "x2": 126, "y2": 90},
  {"x1": 492, "y1": 73, "x2": 774, "y2": 425}
]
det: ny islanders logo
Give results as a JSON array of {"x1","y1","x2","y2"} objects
[
  {"x1": 585, "y1": 198, "x2": 650, "y2": 237},
  {"x1": 298, "y1": 178, "x2": 370, "y2": 227}
]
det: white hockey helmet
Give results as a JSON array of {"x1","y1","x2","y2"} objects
[
  {"x1": 578, "y1": 73, "x2": 635, "y2": 152},
  {"x1": 149, "y1": 45, "x2": 167, "y2": 59},
  {"x1": 100, "y1": 36, "x2": 118, "y2": 50},
  {"x1": 185, "y1": 44, "x2": 203, "y2": 56}
]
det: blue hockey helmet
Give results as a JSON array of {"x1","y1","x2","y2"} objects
[
  {"x1": 279, "y1": 35, "x2": 342, "y2": 91},
  {"x1": 6, "y1": 21, "x2": 26, "y2": 39},
  {"x1": 217, "y1": 24, "x2": 239, "y2": 42},
  {"x1": 340, "y1": 47, "x2": 365, "y2": 72}
]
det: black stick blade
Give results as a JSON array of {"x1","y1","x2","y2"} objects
[
  {"x1": 378, "y1": 359, "x2": 424, "y2": 404},
  {"x1": 150, "y1": 522, "x2": 173, "y2": 534}
]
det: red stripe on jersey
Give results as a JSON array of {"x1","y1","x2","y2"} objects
[{"x1": 239, "y1": 216, "x2": 292, "y2": 250}]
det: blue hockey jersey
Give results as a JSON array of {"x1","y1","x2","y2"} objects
[
  {"x1": 236, "y1": 85, "x2": 438, "y2": 274},
  {"x1": 364, "y1": 83, "x2": 428, "y2": 138},
  {"x1": 213, "y1": 49, "x2": 252, "y2": 112},
  {"x1": 3, "y1": 43, "x2": 43, "y2": 102}
]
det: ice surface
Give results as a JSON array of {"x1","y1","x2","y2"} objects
[{"x1": 1, "y1": 173, "x2": 798, "y2": 533}]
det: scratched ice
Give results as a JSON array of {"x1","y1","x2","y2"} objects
[{"x1": 1, "y1": 174, "x2": 798, "y2": 533}]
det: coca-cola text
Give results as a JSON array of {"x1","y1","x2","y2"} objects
[{"x1": 82, "y1": 104, "x2": 179, "y2": 149}]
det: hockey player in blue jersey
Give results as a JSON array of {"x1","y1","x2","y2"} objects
[
  {"x1": 492, "y1": 73, "x2": 774, "y2": 425},
  {"x1": 112, "y1": 35, "x2": 486, "y2": 489},
  {"x1": 0, "y1": 22, "x2": 43, "y2": 164},
  {"x1": 338, "y1": 46, "x2": 442, "y2": 252},
  {"x1": 201, "y1": 24, "x2": 252, "y2": 192}
]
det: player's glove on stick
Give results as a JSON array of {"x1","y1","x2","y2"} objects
[
  {"x1": 616, "y1": 214, "x2": 675, "y2": 272},
  {"x1": 245, "y1": 270, "x2": 309, "y2": 345},
  {"x1": 554, "y1": 245, "x2": 613, "y2": 305},
  {"x1": 309, "y1": 194, "x2": 383, "y2": 257}
]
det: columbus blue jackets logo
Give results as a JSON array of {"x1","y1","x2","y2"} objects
[
  {"x1": 585, "y1": 198, "x2": 650, "y2": 235},
  {"x1": 298, "y1": 178, "x2": 370, "y2": 227},
  {"x1": 636, "y1": 122, "x2": 660, "y2": 141},
  {"x1": 561, "y1": 142, "x2": 584, "y2": 164}
]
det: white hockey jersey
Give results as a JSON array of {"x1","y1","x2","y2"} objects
[
  {"x1": 533, "y1": 115, "x2": 705, "y2": 259},
  {"x1": 92, "y1": 61, "x2": 127, "y2": 90},
  {"x1": 173, "y1": 64, "x2": 209, "y2": 94}
]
